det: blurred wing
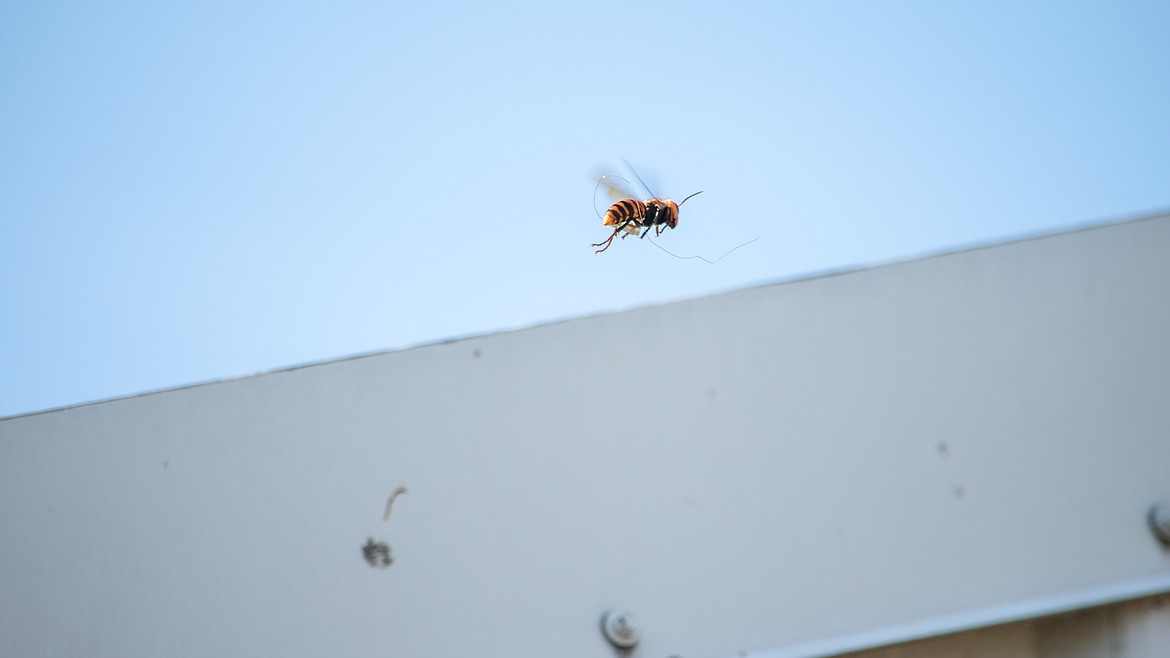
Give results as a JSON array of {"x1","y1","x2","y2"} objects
[
  {"x1": 621, "y1": 158, "x2": 660, "y2": 199},
  {"x1": 593, "y1": 174, "x2": 638, "y2": 220},
  {"x1": 598, "y1": 175, "x2": 636, "y2": 201}
]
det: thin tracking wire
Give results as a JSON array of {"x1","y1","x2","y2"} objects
[{"x1": 647, "y1": 235, "x2": 760, "y2": 264}]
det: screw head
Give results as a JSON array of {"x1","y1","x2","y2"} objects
[{"x1": 601, "y1": 609, "x2": 639, "y2": 649}]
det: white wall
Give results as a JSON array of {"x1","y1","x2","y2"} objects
[{"x1": 3, "y1": 214, "x2": 1169, "y2": 658}]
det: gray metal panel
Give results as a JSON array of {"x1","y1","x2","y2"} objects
[{"x1": 3, "y1": 215, "x2": 1169, "y2": 658}]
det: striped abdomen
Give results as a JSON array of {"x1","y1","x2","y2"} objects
[{"x1": 603, "y1": 198, "x2": 680, "y2": 230}]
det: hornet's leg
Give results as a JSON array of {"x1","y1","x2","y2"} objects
[
  {"x1": 592, "y1": 226, "x2": 623, "y2": 254},
  {"x1": 639, "y1": 223, "x2": 663, "y2": 239},
  {"x1": 641, "y1": 206, "x2": 664, "y2": 239}
]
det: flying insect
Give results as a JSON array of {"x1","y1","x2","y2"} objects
[
  {"x1": 590, "y1": 161, "x2": 758, "y2": 263},
  {"x1": 591, "y1": 167, "x2": 702, "y2": 254}
]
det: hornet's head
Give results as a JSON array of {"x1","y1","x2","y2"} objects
[{"x1": 663, "y1": 200, "x2": 680, "y2": 229}]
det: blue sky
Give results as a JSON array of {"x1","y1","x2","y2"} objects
[{"x1": 2, "y1": 1, "x2": 1168, "y2": 418}]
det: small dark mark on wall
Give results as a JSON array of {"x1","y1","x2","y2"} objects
[
  {"x1": 362, "y1": 538, "x2": 392, "y2": 568},
  {"x1": 364, "y1": 484, "x2": 408, "y2": 569},
  {"x1": 383, "y1": 485, "x2": 407, "y2": 521}
]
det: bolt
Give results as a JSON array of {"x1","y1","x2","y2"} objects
[
  {"x1": 1149, "y1": 503, "x2": 1170, "y2": 544},
  {"x1": 601, "y1": 609, "x2": 639, "y2": 649}
]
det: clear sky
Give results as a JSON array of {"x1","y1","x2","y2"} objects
[{"x1": 2, "y1": 2, "x2": 1168, "y2": 418}]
